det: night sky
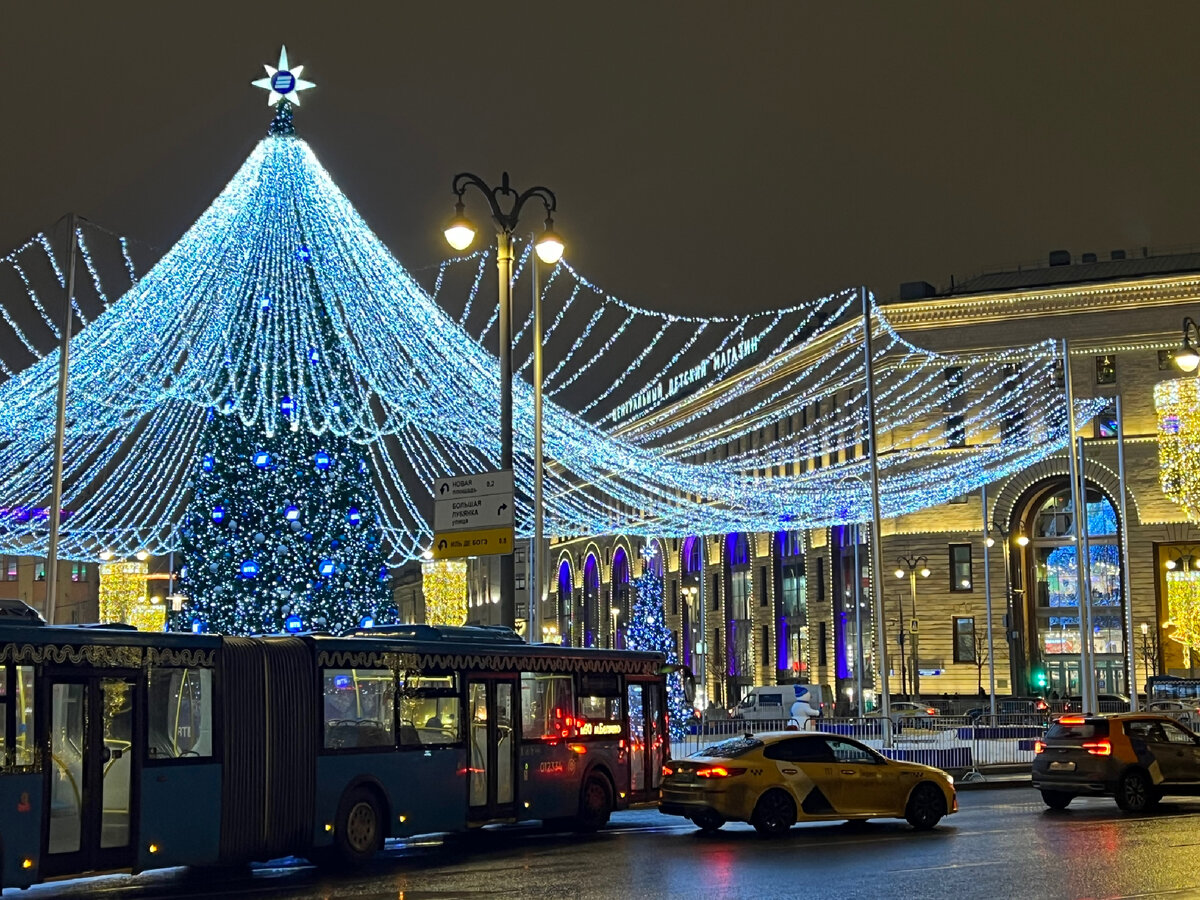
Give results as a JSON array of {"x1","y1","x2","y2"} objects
[{"x1": 3, "y1": 3, "x2": 1199, "y2": 316}]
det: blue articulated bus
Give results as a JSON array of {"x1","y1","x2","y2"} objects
[{"x1": 0, "y1": 610, "x2": 671, "y2": 888}]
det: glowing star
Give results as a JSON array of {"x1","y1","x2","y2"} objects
[{"x1": 251, "y1": 46, "x2": 315, "y2": 107}]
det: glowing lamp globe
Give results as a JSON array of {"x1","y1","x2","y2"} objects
[
  {"x1": 285, "y1": 614, "x2": 303, "y2": 633},
  {"x1": 920, "y1": 567, "x2": 931, "y2": 578},
  {"x1": 212, "y1": 505, "x2": 225, "y2": 523},
  {"x1": 1177, "y1": 346, "x2": 1200, "y2": 373},
  {"x1": 202, "y1": 454, "x2": 214, "y2": 472},
  {"x1": 285, "y1": 505, "x2": 301, "y2": 521},
  {"x1": 894, "y1": 569, "x2": 905, "y2": 579},
  {"x1": 444, "y1": 208, "x2": 476, "y2": 252},
  {"x1": 347, "y1": 507, "x2": 362, "y2": 526},
  {"x1": 535, "y1": 225, "x2": 565, "y2": 265}
]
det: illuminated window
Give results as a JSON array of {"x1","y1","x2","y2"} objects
[
  {"x1": 953, "y1": 617, "x2": 976, "y2": 663},
  {"x1": 521, "y1": 672, "x2": 575, "y2": 740},
  {"x1": 950, "y1": 544, "x2": 973, "y2": 592}
]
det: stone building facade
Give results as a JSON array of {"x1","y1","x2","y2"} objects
[{"x1": 539, "y1": 248, "x2": 1200, "y2": 712}]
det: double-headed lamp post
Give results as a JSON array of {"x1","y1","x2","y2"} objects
[
  {"x1": 444, "y1": 172, "x2": 564, "y2": 632},
  {"x1": 894, "y1": 556, "x2": 930, "y2": 699}
]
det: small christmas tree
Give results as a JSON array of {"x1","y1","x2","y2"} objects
[{"x1": 627, "y1": 569, "x2": 694, "y2": 740}]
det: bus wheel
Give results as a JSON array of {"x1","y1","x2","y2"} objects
[
  {"x1": 574, "y1": 774, "x2": 613, "y2": 832},
  {"x1": 331, "y1": 787, "x2": 384, "y2": 867}
]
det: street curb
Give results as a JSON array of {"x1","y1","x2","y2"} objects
[{"x1": 954, "y1": 778, "x2": 1032, "y2": 791}]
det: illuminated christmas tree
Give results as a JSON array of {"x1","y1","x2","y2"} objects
[
  {"x1": 177, "y1": 97, "x2": 391, "y2": 635},
  {"x1": 627, "y1": 568, "x2": 694, "y2": 740}
]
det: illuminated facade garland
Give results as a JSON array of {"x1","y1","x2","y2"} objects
[
  {"x1": 99, "y1": 561, "x2": 147, "y2": 625},
  {"x1": 1155, "y1": 378, "x2": 1200, "y2": 521},
  {"x1": 422, "y1": 559, "x2": 467, "y2": 626}
]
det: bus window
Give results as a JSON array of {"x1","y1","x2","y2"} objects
[
  {"x1": 16, "y1": 666, "x2": 32, "y2": 767},
  {"x1": 147, "y1": 668, "x2": 213, "y2": 759},
  {"x1": 323, "y1": 669, "x2": 395, "y2": 750},
  {"x1": 399, "y1": 672, "x2": 459, "y2": 747},
  {"x1": 520, "y1": 673, "x2": 576, "y2": 740},
  {"x1": 578, "y1": 673, "x2": 622, "y2": 737}
]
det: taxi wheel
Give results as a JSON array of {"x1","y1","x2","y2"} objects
[
  {"x1": 1040, "y1": 790, "x2": 1073, "y2": 810},
  {"x1": 904, "y1": 782, "x2": 946, "y2": 830},
  {"x1": 691, "y1": 810, "x2": 725, "y2": 833},
  {"x1": 1115, "y1": 769, "x2": 1158, "y2": 813},
  {"x1": 751, "y1": 789, "x2": 796, "y2": 836}
]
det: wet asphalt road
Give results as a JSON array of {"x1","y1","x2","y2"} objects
[{"x1": 13, "y1": 789, "x2": 1200, "y2": 900}]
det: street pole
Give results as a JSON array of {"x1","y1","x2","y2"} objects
[
  {"x1": 531, "y1": 243, "x2": 544, "y2": 645},
  {"x1": 1061, "y1": 339, "x2": 1094, "y2": 712},
  {"x1": 46, "y1": 213, "x2": 79, "y2": 626},
  {"x1": 981, "y1": 484, "x2": 997, "y2": 717},
  {"x1": 444, "y1": 173, "x2": 562, "y2": 633},
  {"x1": 861, "y1": 288, "x2": 892, "y2": 744},
  {"x1": 908, "y1": 570, "x2": 920, "y2": 699},
  {"x1": 494, "y1": 230, "x2": 516, "y2": 630},
  {"x1": 1076, "y1": 435, "x2": 1096, "y2": 712},
  {"x1": 1115, "y1": 394, "x2": 1137, "y2": 710},
  {"x1": 853, "y1": 524, "x2": 864, "y2": 716}
]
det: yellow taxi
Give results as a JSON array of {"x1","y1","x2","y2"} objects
[{"x1": 660, "y1": 731, "x2": 957, "y2": 835}]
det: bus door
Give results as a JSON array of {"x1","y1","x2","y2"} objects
[
  {"x1": 466, "y1": 676, "x2": 518, "y2": 820},
  {"x1": 626, "y1": 679, "x2": 665, "y2": 802},
  {"x1": 41, "y1": 673, "x2": 139, "y2": 877}
]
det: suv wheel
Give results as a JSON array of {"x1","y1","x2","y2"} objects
[
  {"x1": 1040, "y1": 790, "x2": 1073, "y2": 810},
  {"x1": 1115, "y1": 769, "x2": 1158, "y2": 813}
]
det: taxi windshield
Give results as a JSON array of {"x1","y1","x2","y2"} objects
[{"x1": 692, "y1": 736, "x2": 763, "y2": 759}]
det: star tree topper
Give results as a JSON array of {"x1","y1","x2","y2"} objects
[{"x1": 252, "y1": 46, "x2": 315, "y2": 106}]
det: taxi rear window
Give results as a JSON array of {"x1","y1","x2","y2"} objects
[
  {"x1": 693, "y1": 737, "x2": 764, "y2": 759},
  {"x1": 1046, "y1": 720, "x2": 1109, "y2": 741}
]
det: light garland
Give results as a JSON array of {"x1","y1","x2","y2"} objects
[
  {"x1": 422, "y1": 559, "x2": 467, "y2": 626},
  {"x1": 0, "y1": 94, "x2": 1102, "y2": 569},
  {"x1": 1156, "y1": 378, "x2": 1200, "y2": 522},
  {"x1": 99, "y1": 560, "x2": 147, "y2": 624},
  {"x1": 1166, "y1": 570, "x2": 1200, "y2": 659}
]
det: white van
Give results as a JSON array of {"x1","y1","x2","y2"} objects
[{"x1": 731, "y1": 684, "x2": 832, "y2": 722}]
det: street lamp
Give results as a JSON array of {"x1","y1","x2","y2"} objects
[
  {"x1": 444, "y1": 171, "x2": 564, "y2": 631},
  {"x1": 1139, "y1": 622, "x2": 1157, "y2": 691},
  {"x1": 895, "y1": 555, "x2": 929, "y2": 699},
  {"x1": 1173, "y1": 316, "x2": 1200, "y2": 373},
  {"x1": 610, "y1": 606, "x2": 621, "y2": 650}
]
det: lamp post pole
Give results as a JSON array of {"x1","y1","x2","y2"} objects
[
  {"x1": 444, "y1": 173, "x2": 563, "y2": 632},
  {"x1": 895, "y1": 555, "x2": 929, "y2": 700}
]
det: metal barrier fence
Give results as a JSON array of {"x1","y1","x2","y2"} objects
[{"x1": 673, "y1": 714, "x2": 1043, "y2": 774}]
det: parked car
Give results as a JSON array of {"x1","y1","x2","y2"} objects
[
  {"x1": 660, "y1": 731, "x2": 957, "y2": 834},
  {"x1": 1146, "y1": 700, "x2": 1200, "y2": 732},
  {"x1": 1032, "y1": 713, "x2": 1200, "y2": 812},
  {"x1": 867, "y1": 701, "x2": 939, "y2": 725},
  {"x1": 1060, "y1": 694, "x2": 1131, "y2": 714},
  {"x1": 967, "y1": 696, "x2": 1049, "y2": 722}
]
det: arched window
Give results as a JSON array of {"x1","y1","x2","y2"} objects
[
  {"x1": 724, "y1": 532, "x2": 754, "y2": 703},
  {"x1": 774, "y1": 530, "x2": 808, "y2": 680},
  {"x1": 582, "y1": 554, "x2": 600, "y2": 648},
  {"x1": 1020, "y1": 482, "x2": 1124, "y2": 698},
  {"x1": 557, "y1": 560, "x2": 573, "y2": 645},
  {"x1": 611, "y1": 547, "x2": 630, "y2": 649}
]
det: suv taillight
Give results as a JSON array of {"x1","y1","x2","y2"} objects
[
  {"x1": 1034, "y1": 740, "x2": 1045, "y2": 754},
  {"x1": 1082, "y1": 739, "x2": 1112, "y2": 756}
]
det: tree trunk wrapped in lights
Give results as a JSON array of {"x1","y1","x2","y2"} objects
[{"x1": 1155, "y1": 378, "x2": 1200, "y2": 521}]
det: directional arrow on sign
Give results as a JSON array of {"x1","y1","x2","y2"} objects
[
  {"x1": 497, "y1": 502, "x2": 508, "y2": 517},
  {"x1": 437, "y1": 539, "x2": 447, "y2": 550},
  {"x1": 439, "y1": 482, "x2": 449, "y2": 495}
]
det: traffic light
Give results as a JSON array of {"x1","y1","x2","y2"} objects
[{"x1": 1032, "y1": 666, "x2": 1047, "y2": 691}]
